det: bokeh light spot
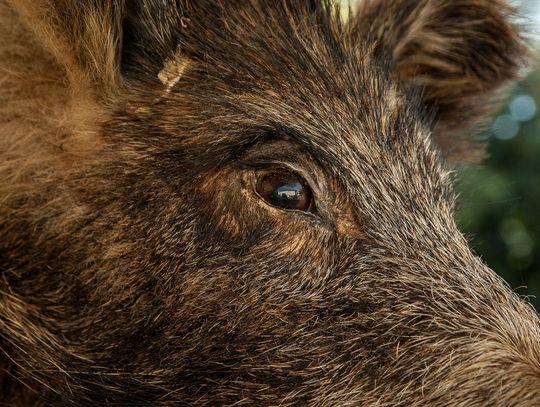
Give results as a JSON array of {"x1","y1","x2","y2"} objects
[
  {"x1": 499, "y1": 217, "x2": 534, "y2": 260},
  {"x1": 492, "y1": 114, "x2": 520, "y2": 140},
  {"x1": 510, "y1": 94, "x2": 537, "y2": 122}
]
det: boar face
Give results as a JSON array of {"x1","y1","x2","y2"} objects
[{"x1": 1, "y1": 0, "x2": 539, "y2": 405}]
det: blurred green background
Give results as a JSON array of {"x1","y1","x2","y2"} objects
[
  {"x1": 455, "y1": 1, "x2": 540, "y2": 312},
  {"x1": 457, "y1": 69, "x2": 540, "y2": 312},
  {"x1": 457, "y1": 76, "x2": 540, "y2": 309}
]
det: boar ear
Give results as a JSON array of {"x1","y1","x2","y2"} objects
[
  {"x1": 8, "y1": 0, "x2": 124, "y2": 100},
  {"x1": 352, "y1": 0, "x2": 530, "y2": 161}
]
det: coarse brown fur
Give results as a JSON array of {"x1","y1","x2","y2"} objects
[{"x1": 0, "y1": 0, "x2": 539, "y2": 405}]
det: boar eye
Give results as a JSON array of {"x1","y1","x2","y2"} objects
[{"x1": 256, "y1": 170, "x2": 314, "y2": 212}]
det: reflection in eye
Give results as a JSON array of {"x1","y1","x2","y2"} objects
[{"x1": 256, "y1": 170, "x2": 313, "y2": 212}]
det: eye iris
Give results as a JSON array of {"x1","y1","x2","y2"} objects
[{"x1": 257, "y1": 171, "x2": 313, "y2": 212}]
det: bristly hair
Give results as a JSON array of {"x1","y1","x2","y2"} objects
[
  {"x1": 122, "y1": 1, "x2": 345, "y2": 81},
  {"x1": 1, "y1": 0, "x2": 538, "y2": 405}
]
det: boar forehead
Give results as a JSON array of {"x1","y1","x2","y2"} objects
[{"x1": 127, "y1": 5, "x2": 454, "y2": 240}]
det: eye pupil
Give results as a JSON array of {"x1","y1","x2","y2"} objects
[{"x1": 256, "y1": 171, "x2": 313, "y2": 212}]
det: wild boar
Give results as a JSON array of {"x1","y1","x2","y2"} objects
[{"x1": 1, "y1": 0, "x2": 539, "y2": 405}]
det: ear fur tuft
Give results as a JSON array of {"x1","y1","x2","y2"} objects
[{"x1": 353, "y1": 0, "x2": 531, "y2": 161}]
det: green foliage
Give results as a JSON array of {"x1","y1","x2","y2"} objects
[{"x1": 457, "y1": 62, "x2": 540, "y2": 311}]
